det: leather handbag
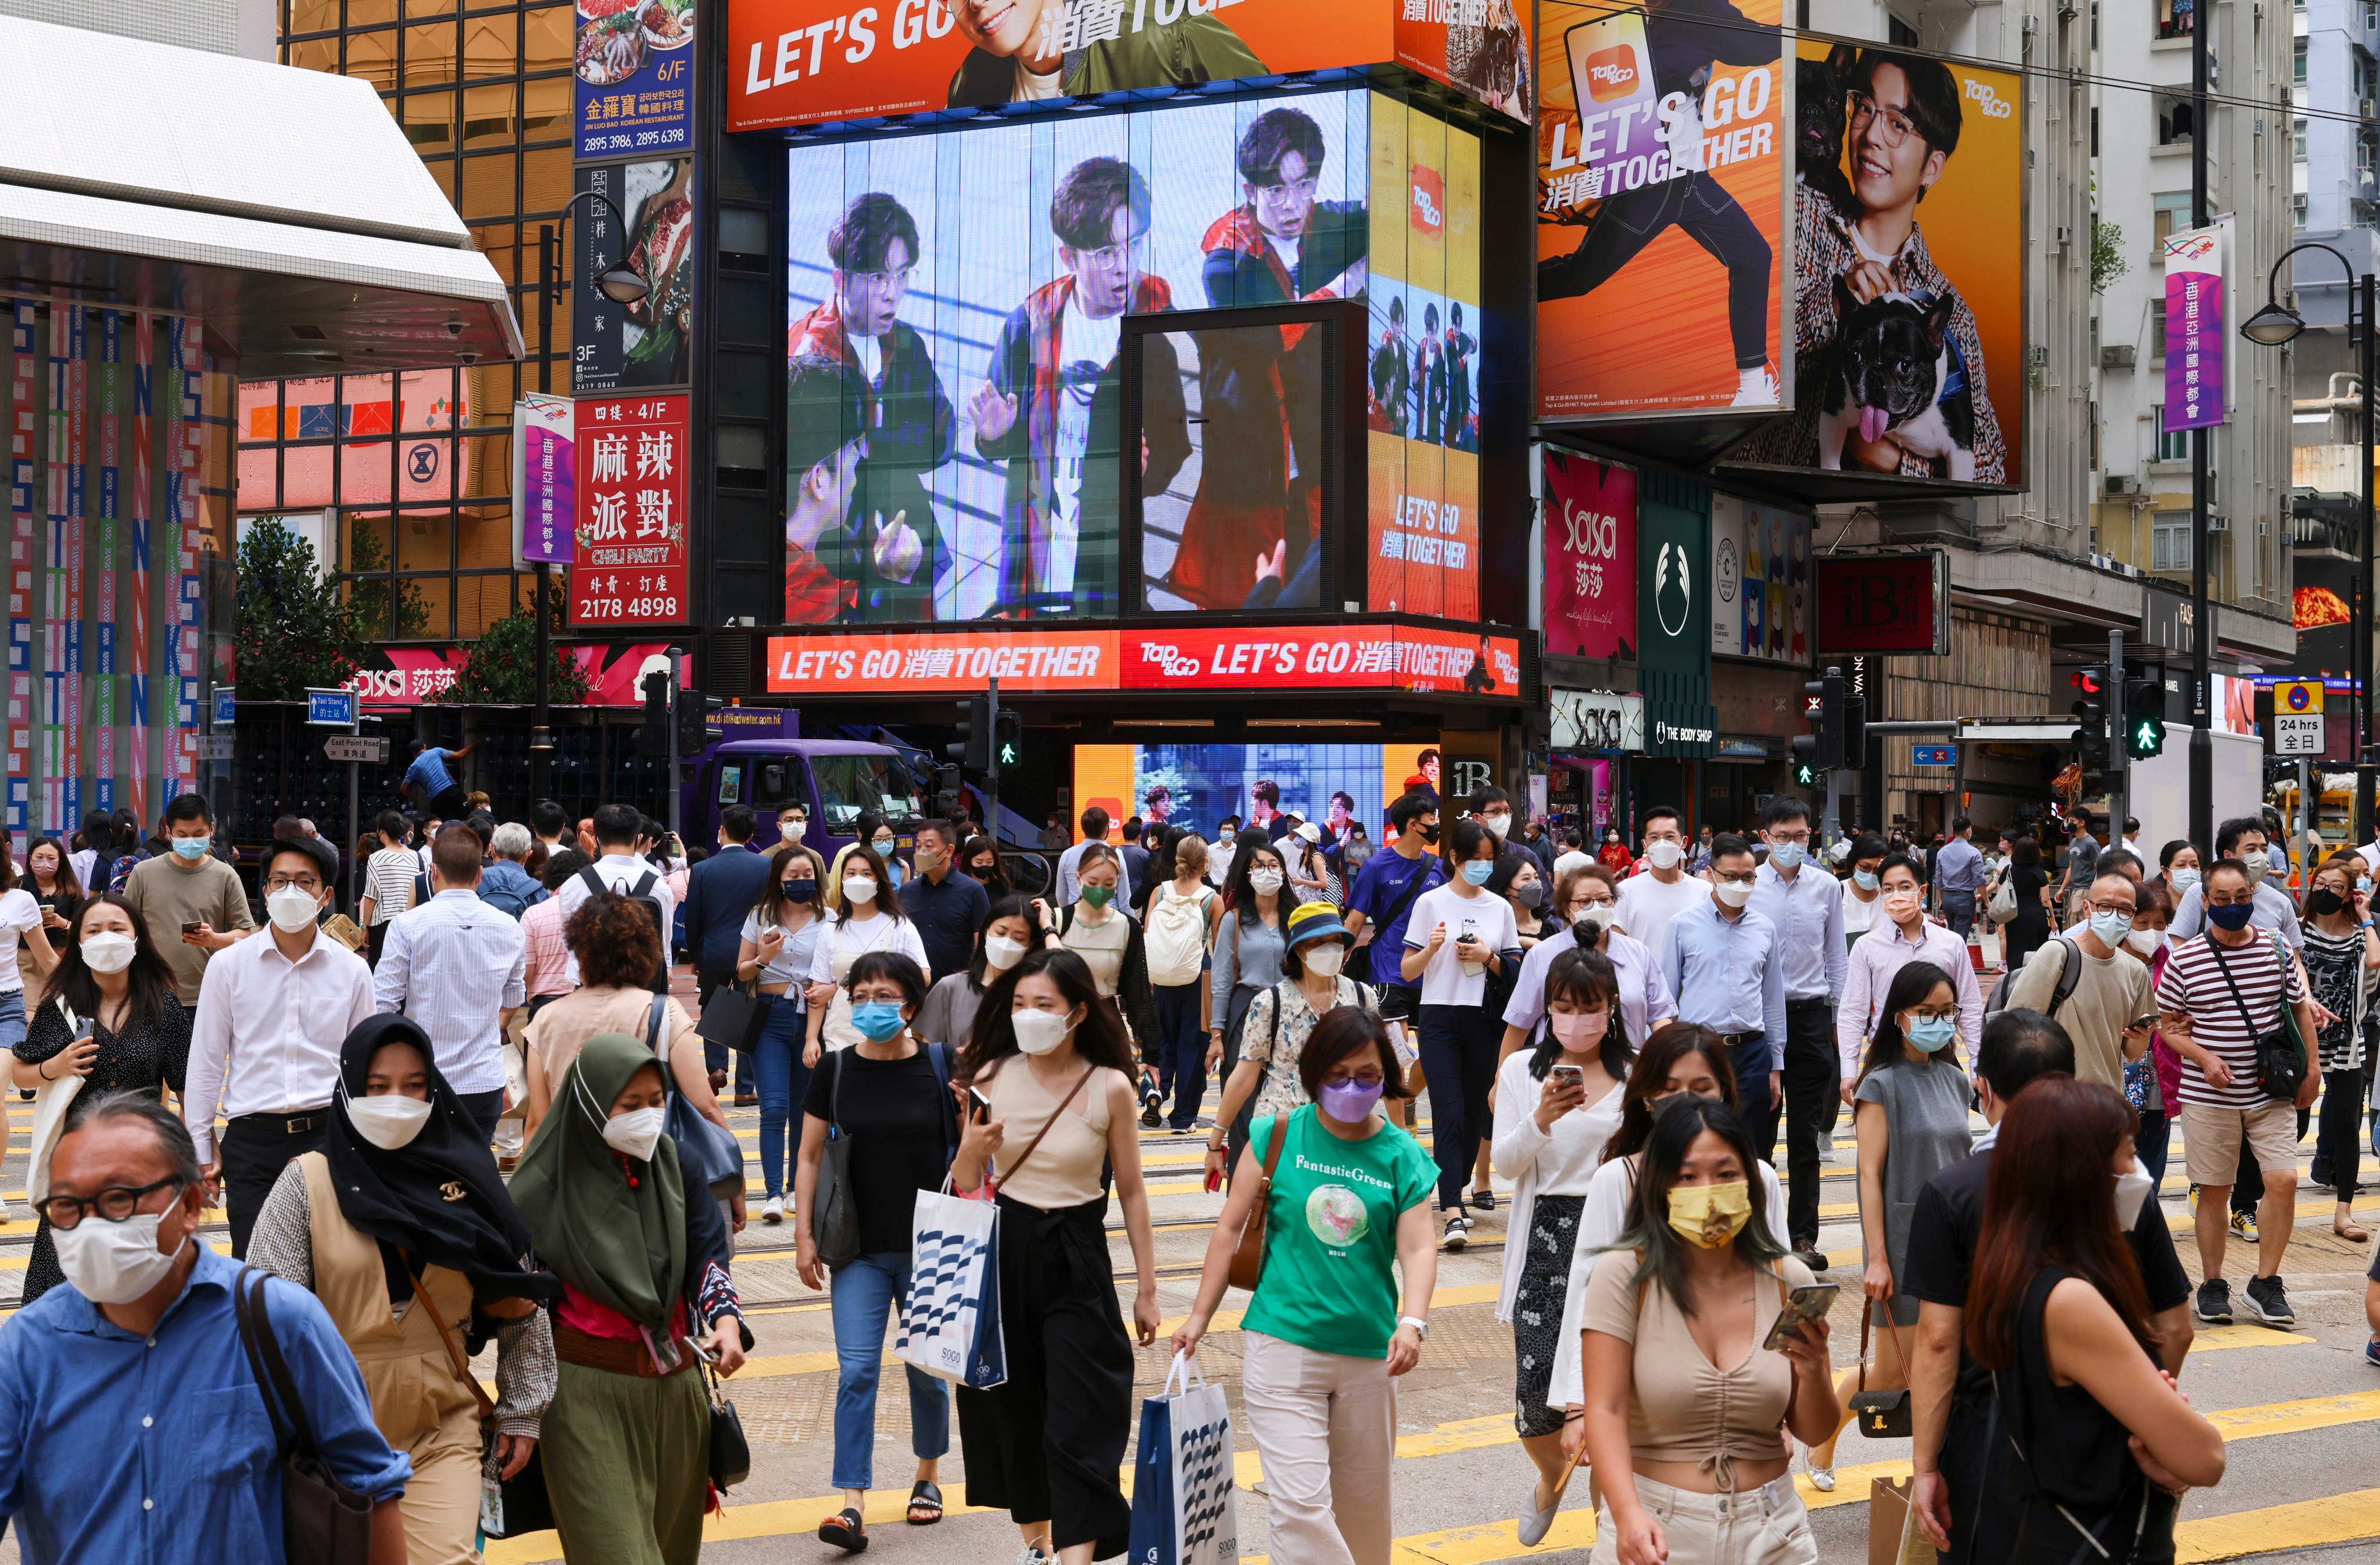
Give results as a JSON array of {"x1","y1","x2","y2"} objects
[
  {"x1": 233, "y1": 1269, "x2": 377, "y2": 1562},
  {"x1": 2204, "y1": 934, "x2": 2306, "y2": 1102},
  {"x1": 1850, "y1": 1300, "x2": 1914, "y2": 1439},
  {"x1": 696, "y1": 979, "x2": 770, "y2": 1055},
  {"x1": 1226, "y1": 1109, "x2": 1291, "y2": 1292},
  {"x1": 702, "y1": 1351, "x2": 751, "y2": 1489},
  {"x1": 812, "y1": 1051, "x2": 862, "y2": 1267},
  {"x1": 405, "y1": 1261, "x2": 554, "y2": 1539},
  {"x1": 649, "y1": 995, "x2": 747, "y2": 1192}
]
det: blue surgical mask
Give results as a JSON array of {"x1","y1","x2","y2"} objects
[
  {"x1": 171, "y1": 835, "x2": 210, "y2": 861},
  {"x1": 2362, "y1": 877, "x2": 2374, "y2": 896},
  {"x1": 2171, "y1": 867, "x2": 2201, "y2": 890},
  {"x1": 2088, "y1": 909, "x2": 2134, "y2": 948},
  {"x1": 1853, "y1": 869, "x2": 1880, "y2": 891},
  {"x1": 850, "y1": 1001, "x2": 907, "y2": 1042},
  {"x1": 2206, "y1": 902, "x2": 2255, "y2": 932},
  {"x1": 1906, "y1": 1016, "x2": 1958, "y2": 1052},
  {"x1": 782, "y1": 878, "x2": 816, "y2": 903},
  {"x1": 1768, "y1": 840, "x2": 1806, "y2": 871},
  {"x1": 1462, "y1": 860, "x2": 1495, "y2": 886}
]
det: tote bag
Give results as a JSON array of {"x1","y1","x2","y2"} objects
[
  {"x1": 1126, "y1": 1353, "x2": 1241, "y2": 1565},
  {"x1": 895, "y1": 1180, "x2": 1007, "y2": 1388},
  {"x1": 25, "y1": 1005, "x2": 90, "y2": 1207}
]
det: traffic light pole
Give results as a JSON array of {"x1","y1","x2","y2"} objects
[
  {"x1": 2107, "y1": 629, "x2": 2127, "y2": 851},
  {"x1": 665, "y1": 646, "x2": 683, "y2": 841},
  {"x1": 986, "y1": 676, "x2": 1001, "y2": 839}
]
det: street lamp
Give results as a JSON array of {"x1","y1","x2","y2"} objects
[
  {"x1": 2242, "y1": 241, "x2": 2374, "y2": 844},
  {"x1": 528, "y1": 188, "x2": 645, "y2": 801}
]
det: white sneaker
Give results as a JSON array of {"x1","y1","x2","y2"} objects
[
  {"x1": 762, "y1": 1196, "x2": 785, "y2": 1223},
  {"x1": 1806, "y1": 1465, "x2": 1836, "y2": 1492},
  {"x1": 1730, "y1": 362, "x2": 1781, "y2": 408}
]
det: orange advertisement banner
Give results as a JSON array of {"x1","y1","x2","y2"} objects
[{"x1": 1393, "y1": 0, "x2": 1533, "y2": 123}]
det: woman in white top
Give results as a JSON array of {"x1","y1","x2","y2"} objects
[
  {"x1": 806, "y1": 846, "x2": 930, "y2": 1063},
  {"x1": 1492, "y1": 947, "x2": 1630, "y2": 1543},
  {"x1": 737, "y1": 843, "x2": 828, "y2": 1223},
  {"x1": 1838, "y1": 833, "x2": 1888, "y2": 951},
  {"x1": 0, "y1": 844, "x2": 60, "y2": 1050},
  {"x1": 951, "y1": 948, "x2": 1159, "y2": 1565},
  {"x1": 1050, "y1": 844, "x2": 1160, "y2": 1098},
  {"x1": 1403, "y1": 819, "x2": 1523, "y2": 1251}
]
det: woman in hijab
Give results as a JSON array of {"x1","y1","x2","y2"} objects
[
  {"x1": 246, "y1": 1015, "x2": 557, "y2": 1565},
  {"x1": 513, "y1": 1032, "x2": 750, "y2": 1565}
]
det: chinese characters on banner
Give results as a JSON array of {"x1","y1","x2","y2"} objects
[
  {"x1": 1540, "y1": 447, "x2": 1636, "y2": 659},
  {"x1": 575, "y1": 0, "x2": 696, "y2": 159},
  {"x1": 512, "y1": 393, "x2": 575, "y2": 567},
  {"x1": 2163, "y1": 221, "x2": 2228, "y2": 432},
  {"x1": 571, "y1": 395, "x2": 687, "y2": 625}
]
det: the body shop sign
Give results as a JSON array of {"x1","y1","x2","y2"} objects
[
  {"x1": 1541, "y1": 448, "x2": 1636, "y2": 660},
  {"x1": 571, "y1": 395, "x2": 688, "y2": 626}
]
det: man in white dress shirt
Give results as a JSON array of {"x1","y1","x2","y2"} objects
[
  {"x1": 373, "y1": 824, "x2": 527, "y2": 1142},
  {"x1": 1743, "y1": 797, "x2": 1846, "y2": 1265},
  {"x1": 184, "y1": 835, "x2": 375, "y2": 1258},
  {"x1": 553, "y1": 803, "x2": 678, "y2": 989}
]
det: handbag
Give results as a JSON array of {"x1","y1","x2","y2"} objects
[
  {"x1": 24, "y1": 1004, "x2": 91, "y2": 1208},
  {"x1": 1988, "y1": 873, "x2": 2020, "y2": 926},
  {"x1": 701, "y1": 1351, "x2": 751, "y2": 1489},
  {"x1": 1226, "y1": 1106, "x2": 1291, "y2": 1292},
  {"x1": 1126, "y1": 1352, "x2": 1242, "y2": 1565},
  {"x1": 696, "y1": 976, "x2": 770, "y2": 1055},
  {"x1": 649, "y1": 995, "x2": 747, "y2": 1192},
  {"x1": 232, "y1": 1268, "x2": 377, "y2": 1563},
  {"x1": 2203, "y1": 933, "x2": 2306, "y2": 1102},
  {"x1": 1849, "y1": 1299, "x2": 1914, "y2": 1438},
  {"x1": 812, "y1": 1050, "x2": 862, "y2": 1267},
  {"x1": 403, "y1": 1260, "x2": 554, "y2": 1539},
  {"x1": 1868, "y1": 1475, "x2": 1937, "y2": 1565}
]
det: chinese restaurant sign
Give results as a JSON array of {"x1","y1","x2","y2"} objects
[{"x1": 571, "y1": 395, "x2": 688, "y2": 626}]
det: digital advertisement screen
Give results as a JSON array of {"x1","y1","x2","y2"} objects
[
  {"x1": 785, "y1": 87, "x2": 1479, "y2": 626},
  {"x1": 1731, "y1": 41, "x2": 2025, "y2": 486},
  {"x1": 1073, "y1": 742, "x2": 1454, "y2": 843},
  {"x1": 1534, "y1": 0, "x2": 1787, "y2": 418}
]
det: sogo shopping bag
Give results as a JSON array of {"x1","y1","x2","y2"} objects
[
  {"x1": 1127, "y1": 1353, "x2": 1240, "y2": 1565},
  {"x1": 895, "y1": 1181, "x2": 1007, "y2": 1388}
]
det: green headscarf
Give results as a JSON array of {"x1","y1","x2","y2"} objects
[{"x1": 510, "y1": 1032, "x2": 686, "y2": 1327}]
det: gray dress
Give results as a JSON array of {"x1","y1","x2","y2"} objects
[{"x1": 1854, "y1": 1054, "x2": 1974, "y2": 1325}]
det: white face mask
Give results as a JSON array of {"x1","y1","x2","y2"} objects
[
  {"x1": 81, "y1": 932, "x2": 136, "y2": 974},
  {"x1": 1248, "y1": 868, "x2": 1284, "y2": 896},
  {"x1": 602, "y1": 1105, "x2": 666, "y2": 1162},
  {"x1": 1713, "y1": 880, "x2": 1753, "y2": 908},
  {"x1": 2124, "y1": 927, "x2": 2165, "y2": 956},
  {"x1": 2241, "y1": 854, "x2": 2269, "y2": 883},
  {"x1": 1304, "y1": 945, "x2": 1346, "y2": 979},
  {"x1": 1483, "y1": 812, "x2": 1512, "y2": 838},
  {"x1": 1012, "y1": 1008, "x2": 1075, "y2": 1056},
  {"x1": 1645, "y1": 840, "x2": 1685, "y2": 870},
  {"x1": 781, "y1": 818, "x2": 806, "y2": 842},
  {"x1": 345, "y1": 1092, "x2": 432, "y2": 1151},
  {"x1": 842, "y1": 876, "x2": 878, "y2": 905},
  {"x1": 265, "y1": 886, "x2": 321, "y2": 934},
  {"x1": 2113, "y1": 1162, "x2": 2154, "y2": 1230},
  {"x1": 54, "y1": 1209, "x2": 187, "y2": 1305},
  {"x1": 983, "y1": 934, "x2": 1029, "y2": 972}
]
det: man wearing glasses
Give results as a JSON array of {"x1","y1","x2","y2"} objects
[
  {"x1": 0, "y1": 1093, "x2": 409, "y2": 1557},
  {"x1": 371, "y1": 825, "x2": 528, "y2": 1144},
  {"x1": 1658, "y1": 833, "x2": 1787, "y2": 1138},
  {"x1": 2003, "y1": 870, "x2": 2156, "y2": 1091},
  {"x1": 1744, "y1": 798, "x2": 1846, "y2": 1259},
  {"x1": 183, "y1": 835, "x2": 374, "y2": 1258}
]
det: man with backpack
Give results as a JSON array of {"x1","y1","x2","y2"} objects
[
  {"x1": 1997, "y1": 870, "x2": 2153, "y2": 1090},
  {"x1": 371, "y1": 824, "x2": 526, "y2": 1141},
  {"x1": 1342, "y1": 793, "x2": 1447, "y2": 1016},
  {"x1": 475, "y1": 822, "x2": 546, "y2": 918},
  {"x1": 552, "y1": 803, "x2": 677, "y2": 991}
]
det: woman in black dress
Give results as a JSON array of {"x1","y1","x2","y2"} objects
[
  {"x1": 12, "y1": 892, "x2": 189, "y2": 1303},
  {"x1": 2002, "y1": 835, "x2": 2052, "y2": 970},
  {"x1": 23, "y1": 836, "x2": 83, "y2": 951}
]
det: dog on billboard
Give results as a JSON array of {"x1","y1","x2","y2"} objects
[
  {"x1": 1795, "y1": 42, "x2": 1859, "y2": 218},
  {"x1": 1816, "y1": 281, "x2": 1978, "y2": 481}
]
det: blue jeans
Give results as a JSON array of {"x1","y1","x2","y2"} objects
[
  {"x1": 1153, "y1": 983, "x2": 1206, "y2": 1129},
  {"x1": 830, "y1": 1251, "x2": 950, "y2": 1492},
  {"x1": 0, "y1": 988, "x2": 27, "y2": 1052},
  {"x1": 755, "y1": 995, "x2": 811, "y2": 1199}
]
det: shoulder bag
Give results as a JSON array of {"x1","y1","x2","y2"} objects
[
  {"x1": 233, "y1": 1268, "x2": 377, "y2": 1563},
  {"x1": 1988, "y1": 872, "x2": 2020, "y2": 926},
  {"x1": 811, "y1": 1050, "x2": 862, "y2": 1267},
  {"x1": 403, "y1": 1260, "x2": 554, "y2": 1539},
  {"x1": 701, "y1": 1351, "x2": 752, "y2": 1490},
  {"x1": 24, "y1": 1004, "x2": 92, "y2": 1207},
  {"x1": 696, "y1": 960, "x2": 770, "y2": 1054},
  {"x1": 649, "y1": 995, "x2": 747, "y2": 1192},
  {"x1": 2203, "y1": 933, "x2": 2306, "y2": 1102},
  {"x1": 1849, "y1": 1299, "x2": 1914, "y2": 1438},
  {"x1": 1226, "y1": 1108, "x2": 1291, "y2": 1292},
  {"x1": 987, "y1": 1061, "x2": 1100, "y2": 1196}
]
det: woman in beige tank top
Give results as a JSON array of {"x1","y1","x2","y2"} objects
[{"x1": 949, "y1": 948, "x2": 1160, "y2": 1565}]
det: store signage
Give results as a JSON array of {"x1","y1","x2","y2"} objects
[
  {"x1": 511, "y1": 393, "x2": 575, "y2": 568},
  {"x1": 765, "y1": 624, "x2": 1523, "y2": 697},
  {"x1": 575, "y1": 0, "x2": 696, "y2": 159},
  {"x1": 342, "y1": 643, "x2": 690, "y2": 708},
  {"x1": 1549, "y1": 688, "x2": 1644, "y2": 752},
  {"x1": 572, "y1": 395, "x2": 688, "y2": 627},
  {"x1": 1638, "y1": 482, "x2": 1715, "y2": 757},
  {"x1": 1710, "y1": 495, "x2": 1810, "y2": 665},
  {"x1": 1814, "y1": 551, "x2": 1950, "y2": 657},
  {"x1": 1541, "y1": 449, "x2": 1637, "y2": 660},
  {"x1": 2141, "y1": 585, "x2": 2193, "y2": 657},
  {"x1": 572, "y1": 160, "x2": 693, "y2": 395},
  {"x1": 2163, "y1": 220, "x2": 2228, "y2": 432}
]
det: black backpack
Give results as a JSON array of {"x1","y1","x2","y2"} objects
[
  {"x1": 581, "y1": 866, "x2": 670, "y2": 992},
  {"x1": 1984, "y1": 933, "x2": 2084, "y2": 1018}
]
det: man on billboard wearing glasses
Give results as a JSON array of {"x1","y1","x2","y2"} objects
[{"x1": 971, "y1": 156, "x2": 1190, "y2": 614}]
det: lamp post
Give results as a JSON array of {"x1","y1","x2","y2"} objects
[
  {"x1": 533, "y1": 189, "x2": 647, "y2": 803},
  {"x1": 2240, "y1": 243, "x2": 2374, "y2": 846}
]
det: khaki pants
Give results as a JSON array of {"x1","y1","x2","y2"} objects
[
  {"x1": 396, "y1": 1403, "x2": 487, "y2": 1565},
  {"x1": 1591, "y1": 1475, "x2": 1817, "y2": 1565},
  {"x1": 1240, "y1": 1331, "x2": 1397, "y2": 1565}
]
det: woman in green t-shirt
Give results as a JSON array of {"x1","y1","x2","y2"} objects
[{"x1": 1172, "y1": 1008, "x2": 1439, "y2": 1565}]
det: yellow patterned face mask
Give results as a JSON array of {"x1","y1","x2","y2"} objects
[{"x1": 1666, "y1": 1179, "x2": 1752, "y2": 1249}]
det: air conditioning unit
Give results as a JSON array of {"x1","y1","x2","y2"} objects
[
  {"x1": 2106, "y1": 473, "x2": 2143, "y2": 496},
  {"x1": 2365, "y1": 98, "x2": 2377, "y2": 119},
  {"x1": 2207, "y1": 512, "x2": 2231, "y2": 532},
  {"x1": 2100, "y1": 344, "x2": 2137, "y2": 369}
]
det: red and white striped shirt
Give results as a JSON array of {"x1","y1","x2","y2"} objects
[{"x1": 2153, "y1": 932, "x2": 2305, "y2": 1109}]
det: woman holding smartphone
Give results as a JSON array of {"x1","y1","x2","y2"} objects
[
  {"x1": 1491, "y1": 948, "x2": 1631, "y2": 1544},
  {"x1": 1404, "y1": 820, "x2": 1522, "y2": 1249}
]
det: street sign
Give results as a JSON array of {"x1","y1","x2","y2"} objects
[
  {"x1": 211, "y1": 689, "x2": 236, "y2": 726},
  {"x1": 1912, "y1": 745, "x2": 1957, "y2": 767},
  {"x1": 2275, "y1": 713, "x2": 2325, "y2": 755},
  {"x1": 305, "y1": 687, "x2": 359, "y2": 728},
  {"x1": 324, "y1": 736, "x2": 389, "y2": 765},
  {"x1": 196, "y1": 735, "x2": 234, "y2": 761},
  {"x1": 2274, "y1": 680, "x2": 2325, "y2": 716}
]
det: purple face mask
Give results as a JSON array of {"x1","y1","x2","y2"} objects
[{"x1": 1318, "y1": 1078, "x2": 1384, "y2": 1123}]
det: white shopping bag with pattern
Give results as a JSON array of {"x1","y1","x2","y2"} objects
[{"x1": 895, "y1": 1181, "x2": 1005, "y2": 1388}]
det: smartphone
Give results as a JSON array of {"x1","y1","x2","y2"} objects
[
  {"x1": 2130, "y1": 1013, "x2": 2159, "y2": 1033},
  {"x1": 1549, "y1": 1063, "x2": 1586, "y2": 1090},
  {"x1": 967, "y1": 1087, "x2": 993, "y2": 1123},
  {"x1": 1204, "y1": 1166, "x2": 1224, "y2": 1194},
  {"x1": 1762, "y1": 1282, "x2": 1839, "y2": 1351},
  {"x1": 180, "y1": 920, "x2": 202, "y2": 936}
]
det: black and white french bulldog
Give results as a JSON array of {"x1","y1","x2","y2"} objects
[
  {"x1": 1818, "y1": 279, "x2": 1978, "y2": 481},
  {"x1": 1796, "y1": 44, "x2": 1860, "y2": 219}
]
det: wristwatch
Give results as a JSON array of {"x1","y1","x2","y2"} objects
[{"x1": 1397, "y1": 1315, "x2": 1429, "y2": 1341}]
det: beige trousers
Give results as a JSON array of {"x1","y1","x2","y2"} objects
[
  {"x1": 396, "y1": 1404, "x2": 488, "y2": 1565},
  {"x1": 1240, "y1": 1331, "x2": 1397, "y2": 1565},
  {"x1": 1591, "y1": 1474, "x2": 1819, "y2": 1565}
]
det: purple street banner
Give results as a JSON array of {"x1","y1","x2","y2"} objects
[
  {"x1": 2163, "y1": 221, "x2": 2226, "y2": 432},
  {"x1": 512, "y1": 393, "x2": 577, "y2": 567}
]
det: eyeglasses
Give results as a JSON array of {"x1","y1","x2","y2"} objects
[
  {"x1": 1325, "y1": 1070, "x2": 1386, "y2": 1088},
  {"x1": 265, "y1": 876, "x2": 323, "y2": 894},
  {"x1": 1254, "y1": 174, "x2": 1320, "y2": 202},
  {"x1": 2086, "y1": 897, "x2": 2136, "y2": 916},
  {"x1": 1849, "y1": 92, "x2": 1921, "y2": 148},
  {"x1": 1905, "y1": 1006, "x2": 1957, "y2": 1023},
  {"x1": 38, "y1": 1174, "x2": 184, "y2": 1231},
  {"x1": 1714, "y1": 871, "x2": 1758, "y2": 886},
  {"x1": 1767, "y1": 829, "x2": 1811, "y2": 846},
  {"x1": 853, "y1": 266, "x2": 914, "y2": 289},
  {"x1": 1075, "y1": 242, "x2": 1134, "y2": 270}
]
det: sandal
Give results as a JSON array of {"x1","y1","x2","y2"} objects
[
  {"x1": 907, "y1": 1480, "x2": 944, "y2": 1525},
  {"x1": 819, "y1": 1507, "x2": 869, "y2": 1553}
]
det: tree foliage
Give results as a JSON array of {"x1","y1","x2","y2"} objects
[
  {"x1": 2091, "y1": 219, "x2": 2129, "y2": 296},
  {"x1": 436, "y1": 606, "x2": 590, "y2": 706},
  {"x1": 232, "y1": 521, "x2": 361, "y2": 700}
]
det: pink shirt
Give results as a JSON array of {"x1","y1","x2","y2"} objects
[{"x1": 1835, "y1": 916, "x2": 1982, "y2": 1075}]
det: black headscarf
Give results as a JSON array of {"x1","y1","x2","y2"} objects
[{"x1": 323, "y1": 1014, "x2": 556, "y2": 1309}]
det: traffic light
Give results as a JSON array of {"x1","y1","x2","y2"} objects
[
  {"x1": 949, "y1": 695, "x2": 990, "y2": 772},
  {"x1": 637, "y1": 668, "x2": 670, "y2": 756},
  {"x1": 675, "y1": 689, "x2": 720, "y2": 753},
  {"x1": 2071, "y1": 664, "x2": 2110, "y2": 769},
  {"x1": 1841, "y1": 690, "x2": 1867, "y2": 770},
  {"x1": 1802, "y1": 668, "x2": 1846, "y2": 772},
  {"x1": 993, "y1": 705, "x2": 1024, "y2": 771},
  {"x1": 1790, "y1": 744, "x2": 1821, "y2": 790},
  {"x1": 2122, "y1": 663, "x2": 2166, "y2": 758},
  {"x1": 932, "y1": 762, "x2": 964, "y2": 820}
]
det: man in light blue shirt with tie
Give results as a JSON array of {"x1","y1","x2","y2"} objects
[
  {"x1": 1659, "y1": 832, "x2": 1787, "y2": 1143},
  {"x1": 1744, "y1": 798, "x2": 1845, "y2": 1265}
]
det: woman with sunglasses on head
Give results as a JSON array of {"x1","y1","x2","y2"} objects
[
  {"x1": 13, "y1": 893, "x2": 188, "y2": 1298},
  {"x1": 1494, "y1": 948, "x2": 1632, "y2": 1544},
  {"x1": 738, "y1": 841, "x2": 829, "y2": 1225},
  {"x1": 1173, "y1": 1009, "x2": 1438, "y2": 1565},
  {"x1": 951, "y1": 948, "x2": 1160, "y2": 1565},
  {"x1": 807, "y1": 843, "x2": 931, "y2": 1062},
  {"x1": 1404, "y1": 819, "x2": 1523, "y2": 1249},
  {"x1": 916, "y1": 893, "x2": 1042, "y2": 1052},
  {"x1": 246, "y1": 1014, "x2": 558, "y2": 1565}
]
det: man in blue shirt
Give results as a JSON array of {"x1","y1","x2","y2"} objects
[
  {"x1": 403, "y1": 739, "x2": 471, "y2": 819},
  {"x1": 1343, "y1": 792, "x2": 1447, "y2": 1020},
  {"x1": 1931, "y1": 816, "x2": 1984, "y2": 937},
  {"x1": 1659, "y1": 833, "x2": 1787, "y2": 1134},
  {"x1": 0, "y1": 1091, "x2": 408, "y2": 1564},
  {"x1": 1744, "y1": 798, "x2": 1846, "y2": 1266}
]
